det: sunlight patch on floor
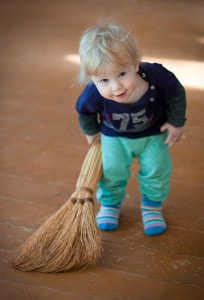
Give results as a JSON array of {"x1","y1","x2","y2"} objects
[
  {"x1": 144, "y1": 56, "x2": 204, "y2": 91},
  {"x1": 64, "y1": 54, "x2": 204, "y2": 90}
]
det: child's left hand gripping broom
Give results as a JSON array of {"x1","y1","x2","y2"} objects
[{"x1": 11, "y1": 141, "x2": 103, "y2": 272}]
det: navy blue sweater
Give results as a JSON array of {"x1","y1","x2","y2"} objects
[{"x1": 76, "y1": 62, "x2": 186, "y2": 139}]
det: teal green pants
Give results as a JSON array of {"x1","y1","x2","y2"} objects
[{"x1": 96, "y1": 133, "x2": 171, "y2": 206}]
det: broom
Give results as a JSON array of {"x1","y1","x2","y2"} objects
[{"x1": 11, "y1": 141, "x2": 103, "y2": 272}]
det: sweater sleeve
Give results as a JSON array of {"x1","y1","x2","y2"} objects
[
  {"x1": 75, "y1": 83, "x2": 101, "y2": 135},
  {"x1": 155, "y1": 64, "x2": 187, "y2": 127},
  {"x1": 165, "y1": 83, "x2": 186, "y2": 127},
  {"x1": 78, "y1": 114, "x2": 100, "y2": 135}
]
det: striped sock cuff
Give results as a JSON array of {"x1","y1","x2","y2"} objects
[
  {"x1": 141, "y1": 206, "x2": 166, "y2": 236},
  {"x1": 96, "y1": 206, "x2": 120, "y2": 231}
]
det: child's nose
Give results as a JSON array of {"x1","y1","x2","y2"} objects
[{"x1": 112, "y1": 80, "x2": 122, "y2": 91}]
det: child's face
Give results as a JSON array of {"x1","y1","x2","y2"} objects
[{"x1": 91, "y1": 63, "x2": 139, "y2": 104}]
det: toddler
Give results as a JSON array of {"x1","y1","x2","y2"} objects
[{"x1": 75, "y1": 23, "x2": 186, "y2": 236}]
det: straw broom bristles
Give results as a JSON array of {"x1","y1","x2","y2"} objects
[{"x1": 11, "y1": 142, "x2": 103, "y2": 272}]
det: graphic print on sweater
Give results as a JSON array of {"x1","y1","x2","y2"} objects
[{"x1": 103, "y1": 109, "x2": 153, "y2": 133}]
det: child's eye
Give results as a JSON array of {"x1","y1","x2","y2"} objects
[
  {"x1": 119, "y1": 72, "x2": 126, "y2": 77},
  {"x1": 101, "y1": 78, "x2": 108, "y2": 83}
]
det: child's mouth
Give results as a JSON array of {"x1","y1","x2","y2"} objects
[{"x1": 116, "y1": 92, "x2": 126, "y2": 98}]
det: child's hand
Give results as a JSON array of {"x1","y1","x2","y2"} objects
[
  {"x1": 85, "y1": 134, "x2": 101, "y2": 145},
  {"x1": 160, "y1": 123, "x2": 184, "y2": 147}
]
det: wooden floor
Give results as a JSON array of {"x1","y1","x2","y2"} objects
[{"x1": 0, "y1": 0, "x2": 204, "y2": 299}]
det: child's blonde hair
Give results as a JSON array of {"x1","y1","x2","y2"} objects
[{"x1": 78, "y1": 22, "x2": 141, "y2": 84}]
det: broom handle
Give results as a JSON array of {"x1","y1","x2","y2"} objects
[{"x1": 75, "y1": 141, "x2": 102, "y2": 192}]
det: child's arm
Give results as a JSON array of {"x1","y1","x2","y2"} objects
[
  {"x1": 77, "y1": 113, "x2": 100, "y2": 145},
  {"x1": 161, "y1": 80, "x2": 186, "y2": 147},
  {"x1": 76, "y1": 83, "x2": 102, "y2": 144}
]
